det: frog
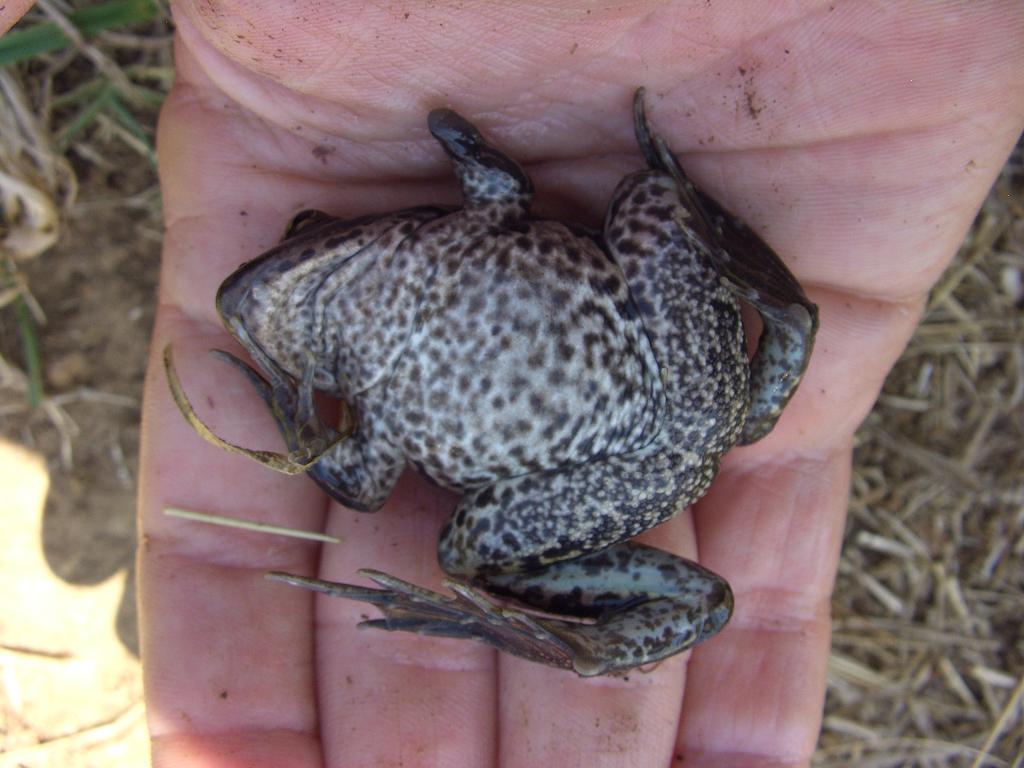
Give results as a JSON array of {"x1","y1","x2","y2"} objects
[{"x1": 165, "y1": 89, "x2": 818, "y2": 677}]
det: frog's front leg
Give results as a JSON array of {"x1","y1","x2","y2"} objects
[
  {"x1": 216, "y1": 316, "x2": 405, "y2": 510},
  {"x1": 427, "y1": 107, "x2": 533, "y2": 224},
  {"x1": 631, "y1": 89, "x2": 819, "y2": 443},
  {"x1": 269, "y1": 443, "x2": 733, "y2": 677},
  {"x1": 209, "y1": 341, "x2": 404, "y2": 510},
  {"x1": 303, "y1": 389, "x2": 406, "y2": 511}
]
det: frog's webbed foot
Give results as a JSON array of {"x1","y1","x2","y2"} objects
[
  {"x1": 266, "y1": 569, "x2": 582, "y2": 672},
  {"x1": 482, "y1": 543, "x2": 734, "y2": 676},
  {"x1": 210, "y1": 341, "x2": 351, "y2": 466},
  {"x1": 163, "y1": 334, "x2": 352, "y2": 477},
  {"x1": 633, "y1": 88, "x2": 819, "y2": 443},
  {"x1": 267, "y1": 542, "x2": 733, "y2": 677},
  {"x1": 166, "y1": 327, "x2": 406, "y2": 509},
  {"x1": 427, "y1": 107, "x2": 533, "y2": 225}
]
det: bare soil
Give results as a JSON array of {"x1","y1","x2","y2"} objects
[{"x1": 0, "y1": 154, "x2": 158, "y2": 763}]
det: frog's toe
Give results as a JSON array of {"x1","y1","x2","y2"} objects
[
  {"x1": 208, "y1": 349, "x2": 274, "y2": 408},
  {"x1": 265, "y1": 549, "x2": 735, "y2": 677},
  {"x1": 209, "y1": 348, "x2": 348, "y2": 464},
  {"x1": 164, "y1": 345, "x2": 314, "y2": 475},
  {"x1": 304, "y1": 474, "x2": 375, "y2": 511},
  {"x1": 265, "y1": 569, "x2": 580, "y2": 671},
  {"x1": 632, "y1": 87, "x2": 662, "y2": 170},
  {"x1": 427, "y1": 109, "x2": 486, "y2": 157},
  {"x1": 282, "y1": 209, "x2": 333, "y2": 240}
]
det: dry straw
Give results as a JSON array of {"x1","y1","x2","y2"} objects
[{"x1": 818, "y1": 145, "x2": 1024, "y2": 767}]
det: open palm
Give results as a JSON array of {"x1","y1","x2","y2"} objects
[{"x1": 137, "y1": 3, "x2": 1024, "y2": 766}]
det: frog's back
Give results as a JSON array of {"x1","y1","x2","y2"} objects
[{"x1": 383, "y1": 218, "x2": 664, "y2": 489}]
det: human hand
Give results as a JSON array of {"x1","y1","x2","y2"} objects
[{"x1": 138, "y1": 3, "x2": 1024, "y2": 765}]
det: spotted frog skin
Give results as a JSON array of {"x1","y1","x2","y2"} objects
[{"x1": 173, "y1": 91, "x2": 818, "y2": 677}]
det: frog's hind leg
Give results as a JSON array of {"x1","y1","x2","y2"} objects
[
  {"x1": 437, "y1": 447, "x2": 733, "y2": 675},
  {"x1": 427, "y1": 108, "x2": 534, "y2": 226},
  {"x1": 628, "y1": 88, "x2": 819, "y2": 444},
  {"x1": 482, "y1": 542, "x2": 733, "y2": 676},
  {"x1": 266, "y1": 444, "x2": 734, "y2": 676},
  {"x1": 267, "y1": 541, "x2": 732, "y2": 677}
]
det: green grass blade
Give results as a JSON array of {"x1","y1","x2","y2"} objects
[
  {"x1": 124, "y1": 83, "x2": 168, "y2": 108},
  {"x1": 58, "y1": 85, "x2": 115, "y2": 150},
  {"x1": 107, "y1": 92, "x2": 156, "y2": 165},
  {"x1": 0, "y1": 0, "x2": 159, "y2": 67},
  {"x1": 53, "y1": 76, "x2": 167, "y2": 111},
  {"x1": 14, "y1": 296, "x2": 43, "y2": 408},
  {"x1": 124, "y1": 64, "x2": 175, "y2": 87},
  {"x1": 49, "y1": 76, "x2": 107, "y2": 109}
]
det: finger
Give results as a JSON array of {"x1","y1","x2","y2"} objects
[
  {"x1": 679, "y1": 445, "x2": 850, "y2": 766},
  {"x1": 680, "y1": 120, "x2": 1023, "y2": 302},
  {"x1": 498, "y1": 512, "x2": 694, "y2": 767},
  {"x1": 141, "y1": 299, "x2": 328, "y2": 767},
  {"x1": 661, "y1": 205, "x2": 930, "y2": 766},
  {"x1": 139, "y1": 72, "x2": 336, "y2": 764},
  {"x1": 313, "y1": 473, "x2": 498, "y2": 767},
  {"x1": 0, "y1": 0, "x2": 33, "y2": 35}
]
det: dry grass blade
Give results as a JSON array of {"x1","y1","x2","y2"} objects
[
  {"x1": 969, "y1": 674, "x2": 1024, "y2": 768},
  {"x1": 818, "y1": 141, "x2": 1024, "y2": 767},
  {"x1": 164, "y1": 506, "x2": 341, "y2": 544},
  {"x1": 0, "y1": 169, "x2": 60, "y2": 260},
  {"x1": 34, "y1": 0, "x2": 147, "y2": 102},
  {"x1": 815, "y1": 737, "x2": 1008, "y2": 768},
  {"x1": 0, "y1": 65, "x2": 77, "y2": 409},
  {"x1": 0, "y1": 352, "x2": 78, "y2": 466},
  {"x1": 0, "y1": 70, "x2": 77, "y2": 199}
]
